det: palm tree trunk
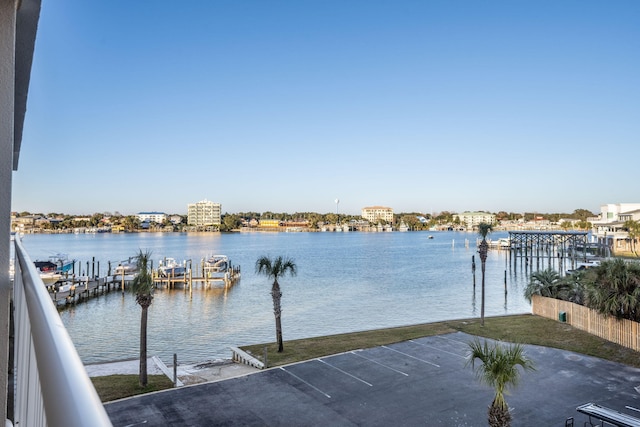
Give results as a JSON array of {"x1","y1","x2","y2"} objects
[
  {"x1": 488, "y1": 401, "x2": 511, "y2": 427},
  {"x1": 140, "y1": 304, "x2": 148, "y2": 387},
  {"x1": 271, "y1": 282, "x2": 284, "y2": 352},
  {"x1": 479, "y1": 240, "x2": 488, "y2": 326}
]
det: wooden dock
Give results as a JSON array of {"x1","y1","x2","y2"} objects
[
  {"x1": 152, "y1": 265, "x2": 242, "y2": 290},
  {"x1": 47, "y1": 263, "x2": 241, "y2": 306},
  {"x1": 48, "y1": 274, "x2": 127, "y2": 305}
]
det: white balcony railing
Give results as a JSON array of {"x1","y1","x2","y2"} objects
[{"x1": 12, "y1": 238, "x2": 112, "y2": 427}]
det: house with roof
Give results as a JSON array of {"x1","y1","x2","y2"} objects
[{"x1": 591, "y1": 203, "x2": 640, "y2": 254}]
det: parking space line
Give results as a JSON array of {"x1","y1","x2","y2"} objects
[
  {"x1": 408, "y1": 339, "x2": 467, "y2": 359},
  {"x1": 316, "y1": 358, "x2": 373, "y2": 386},
  {"x1": 350, "y1": 350, "x2": 409, "y2": 376},
  {"x1": 436, "y1": 334, "x2": 473, "y2": 347},
  {"x1": 279, "y1": 367, "x2": 331, "y2": 399},
  {"x1": 382, "y1": 345, "x2": 440, "y2": 367}
]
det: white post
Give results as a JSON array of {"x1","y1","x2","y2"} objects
[{"x1": 0, "y1": 2, "x2": 17, "y2": 422}]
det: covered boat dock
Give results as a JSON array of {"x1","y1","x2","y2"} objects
[{"x1": 508, "y1": 230, "x2": 594, "y2": 271}]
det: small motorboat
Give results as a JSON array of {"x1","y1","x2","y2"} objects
[
  {"x1": 158, "y1": 258, "x2": 186, "y2": 277},
  {"x1": 567, "y1": 260, "x2": 601, "y2": 275},
  {"x1": 40, "y1": 271, "x2": 62, "y2": 286},
  {"x1": 34, "y1": 253, "x2": 75, "y2": 274},
  {"x1": 204, "y1": 255, "x2": 229, "y2": 278},
  {"x1": 205, "y1": 255, "x2": 228, "y2": 271},
  {"x1": 114, "y1": 259, "x2": 138, "y2": 276}
]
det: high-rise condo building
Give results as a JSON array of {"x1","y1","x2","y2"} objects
[{"x1": 187, "y1": 200, "x2": 222, "y2": 226}]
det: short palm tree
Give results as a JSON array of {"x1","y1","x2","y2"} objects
[
  {"x1": 255, "y1": 255, "x2": 297, "y2": 352},
  {"x1": 467, "y1": 339, "x2": 535, "y2": 427},
  {"x1": 130, "y1": 249, "x2": 154, "y2": 387},
  {"x1": 524, "y1": 268, "x2": 585, "y2": 305},
  {"x1": 477, "y1": 223, "x2": 493, "y2": 326},
  {"x1": 524, "y1": 268, "x2": 563, "y2": 302},
  {"x1": 583, "y1": 259, "x2": 640, "y2": 321}
]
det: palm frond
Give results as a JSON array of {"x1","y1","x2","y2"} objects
[
  {"x1": 130, "y1": 249, "x2": 154, "y2": 302},
  {"x1": 477, "y1": 223, "x2": 493, "y2": 239},
  {"x1": 466, "y1": 338, "x2": 535, "y2": 412}
]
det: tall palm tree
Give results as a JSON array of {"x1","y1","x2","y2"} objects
[
  {"x1": 477, "y1": 222, "x2": 493, "y2": 326},
  {"x1": 255, "y1": 255, "x2": 297, "y2": 352},
  {"x1": 130, "y1": 249, "x2": 154, "y2": 387},
  {"x1": 467, "y1": 339, "x2": 535, "y2": 427}
]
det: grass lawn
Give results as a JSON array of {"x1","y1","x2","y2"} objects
[
  {"x1": 93, "y1": 314, "x2": 640, "y2": 402},
  {"x1": 241, "y1": 314, "x2": 640, "y2": 368},
  {"x1": 91, "y1": 375, "x2": 174, "y2": 402}
]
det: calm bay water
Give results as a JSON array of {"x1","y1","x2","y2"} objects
[{"x1": 21, "y1": 231, "x2": 532, "y2": 365}]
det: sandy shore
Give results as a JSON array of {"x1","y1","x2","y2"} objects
[{"x1": 84, "y1": 357, "x2": 259, "y2": 386}]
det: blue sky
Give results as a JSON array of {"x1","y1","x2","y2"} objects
[{"x1": 12, "y1": 1, "x2": 640, "y2": 216}]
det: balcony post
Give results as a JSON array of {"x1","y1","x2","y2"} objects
[{"x1": 0, "y1": 1, "x2": 18, "y2": 423}]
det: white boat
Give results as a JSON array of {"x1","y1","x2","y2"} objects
[
  {"x1": 34, "y1": 253, "x2": 75, "y2": 274},
  {"x1": 159, "y1": 258, "x2": 186, "y2": 277},
  {"x1": 114, "y1": 259, "x2": 138, "y2": 275},
  {"x1": 567, "y1": 260, "x2": 601, "y2": 275},
  {"x1": 40, "y1": 271, "x2": 62, "y2": 286},
  {"x1": 204, "y1": 255, "x2": 229, "y2": 278}
]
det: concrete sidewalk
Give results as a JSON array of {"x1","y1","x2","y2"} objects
[{"x1": 85, "y1": 357, "x2": 259, "y2": 386}]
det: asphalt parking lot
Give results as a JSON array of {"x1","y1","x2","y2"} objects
[{"x1": 105, "y1": 332, "x2": 640, "y2": 426}]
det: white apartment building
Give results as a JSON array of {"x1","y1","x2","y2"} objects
[
  {"x1": 137, "y1": 211, "x2": 167, "y2": 224},
  {"x1": 592, "y1": 203, "x2": 640, "y2": 253},
  {"x1": 187, "y1": 200, "x2": 222, "y2": 226},
  {"x1": 361, "y1": 206, "x2": 394, "y2": 223},
  {"x1": 594, "y1": 203, "x2": 640, "y2": 224},
  {"x1": 455, "y1": 211, "x2": 496, "y2": 229}
]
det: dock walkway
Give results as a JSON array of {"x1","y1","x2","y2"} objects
[{"x1": 47, "y1": 265, "x2": 241, "y2": 306}]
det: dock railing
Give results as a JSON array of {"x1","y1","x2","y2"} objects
[{"x1": 12, "y1": 238, "x2": 112, "y2": 427}]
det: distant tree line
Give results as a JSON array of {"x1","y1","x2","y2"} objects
[{"x1": 13, "y1": 208, "x2": 597, "y2": 233}]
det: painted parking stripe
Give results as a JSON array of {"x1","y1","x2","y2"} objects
[
  {"x1": 279, "y1": 367, "x2": 331, "y2": 399},
  {"x1": 350, "y1": 350, "x2": 410, "y2": 376},
  {"x1": 317, "y1": 358, "x2": 373, "y2": 387},
  {"x1": 408, "y1": 339, "x2": 467, "y2": 359},
  {"x1": 436, "y1": 333, "x2": 474, "y2": 347},
  {"x1": 382, "y1": 345, "x2": 440, "y2": 367}
]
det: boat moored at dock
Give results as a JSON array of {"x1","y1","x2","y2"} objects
[
  {"x1": 204, "y1": 255, "x2": 229, "y2": 277},
  {"x1": 39, "y1": 271, "x2": 62, "y2": 286},
  {"x1": 158, "y1": 258, "x2": 187, "y2": 277},
  {"x1": 34, "y1": 253, "x2": 75, "y2": 274},
  {"x1": 114, "y1": 258, "x2": 138, "y2": 276}
]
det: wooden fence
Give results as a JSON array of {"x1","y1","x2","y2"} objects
[{"x1": 532, "y1": 295, "x2": 640, "y2": 351}]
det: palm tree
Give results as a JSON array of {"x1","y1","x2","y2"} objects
[
  {"x1": 583, "y1": 259, "x2": 640, "y2": 322},
  {"x1": 467, "y1": 339, "x2": 535, "y2": 427},
  {"x1": 524, "y1": 268, "x2": 582, "y2": 303},
  {"x1": 130, "y1": 249, "x2": 154, "y2": 387},
  {"x1": 477, "y1": 222, "x2": 493, "y2": 326},
  {"x1": 624, "y1": 219, "x2": 640, "y2": 257},
  {"x1": 255, "y1": 255, "x2": 297, "y2": 352}
]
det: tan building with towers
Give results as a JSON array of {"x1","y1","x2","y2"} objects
[{"x1": 361, "y1": 206, "x2": 394, "y2": 223}]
